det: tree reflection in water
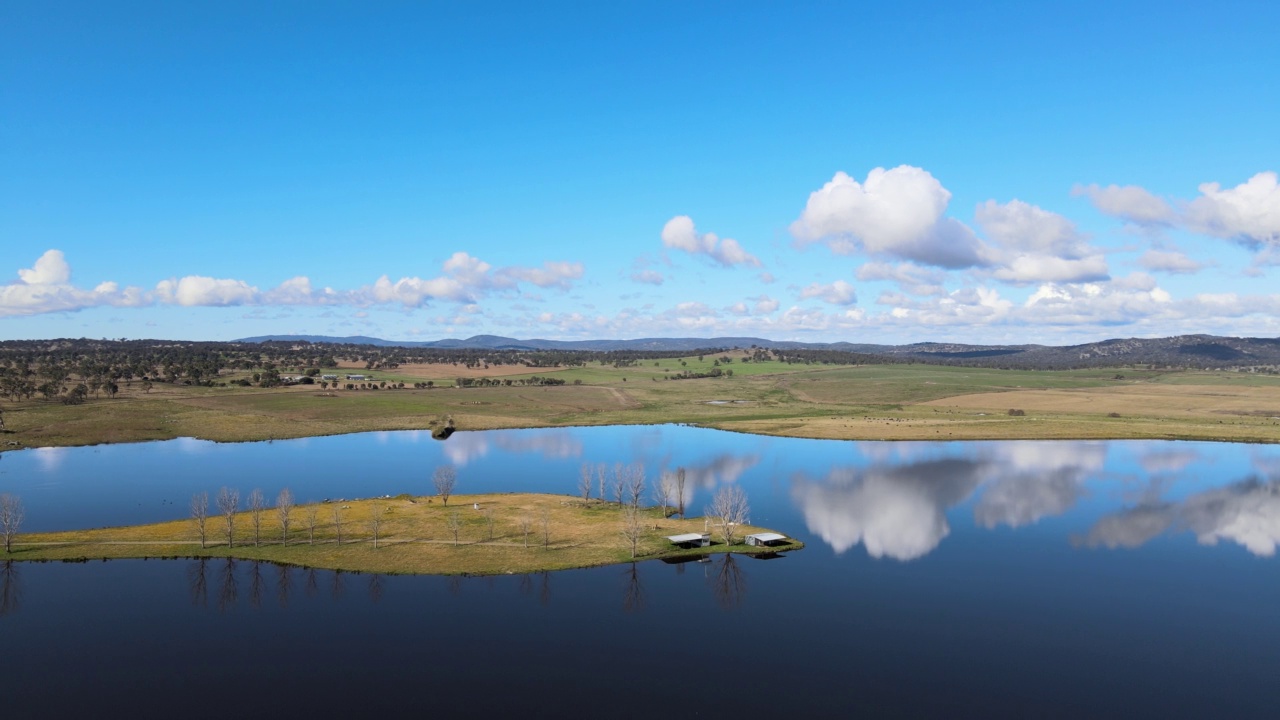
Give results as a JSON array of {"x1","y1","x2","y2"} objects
[
  {"x1": 217, "y1": 558, "x2": 238, "y2": 613},
  {"x1": 622, "y1": 562, "x2": 644, "y2": 613},
  {"x1": 305, "y1": 567, "x2": 319, "y2": 597},
  {"x1": 331, "y1": 569, "x2": 345, "y2": 600},
  {"x1": 0, "y1": 561, "x2": 20, "y2": 618},
  {"x1": 248, "y1": 561, "x2": 264, "y2": 608},
  {"x1": 187, "y1": 558, "x2": 208, "y2": 608},
  {"x1": 275, "y1": 565, "x2": 291, "y2": 608},
  {"x1": 368, "y1": 574, "x2": 385, "y2": 604},
  {"x1": 709, "y1": 553, "x2": 746, "y2": 611}
]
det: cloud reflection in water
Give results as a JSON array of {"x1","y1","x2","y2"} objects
[
  {"x1": 792, "y1": 442, "x2": 1107, "y2": 560},
  {"x1": 1083, "y1": 473, "x2": 1280, "y2": 556}
]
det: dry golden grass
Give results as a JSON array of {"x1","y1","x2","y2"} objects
[
  {"x1": 3, "y1": 362, "x2": 1277, "y2": 449},
  {"x1": 922, "y1": 383, "x2": 1280, "y2": 418},
  {"x1": 7, "y1": 493, "x2": 800, "y2": 575}
]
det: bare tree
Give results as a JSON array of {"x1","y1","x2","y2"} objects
[
  {"x1": 519, "y1": 514, "x2": 533, "y2": 548},
  {"x1": 190, "y1": 492, "x2": 209, "y2": 549},
  {"x1": 596, "y1": 463, "x2": 607, "y2": 501},
  {"x1": 611, "y1": 462, "x2": 626, "y2": 505},
  {"x1": 434, "y1": 465, "x2": 458, "y2": 506},
  {"x1": 332, "y1": 505, "x2": 343, "y2": 545},
  {"x1": 369, "y1": 503, "x2": 386, "y2": 549},
  {"x1": 675, "y1": 467, "x2": 687, "y2": 518},
  {"x1": 447, "y1": 511, "x2": 462, "y2": 546},
  {"x1": 276, "y1": 488, "x2": 294, "y2": 542},
  {"x1": 247, "y1": 489, "x2": 265, "y2": 547},
  {"x1": 708, "y1": 485, "x2": 750, "y2": 547},
  {"x1": 304, "y1": 506, "x2": 319, "y2": 545},
  {"x1": 578, "y1": 462, "x2": 593, "y2": 500},
  {"x1": 652, "y1": 474, "x2": 673, "y2": 519},
  {"x1": 0, "y1": 494, "x2": 23, "y2": 554},
  {"x1": 216, "y1": 487, "x2": 239, "y2": 548},
  {"x1": 482, "y1": 507, "x2": 495, "y2": 541},
  {"x1": 620, "y1": 505, "x2": 644, "y2": 559},
  {"x1": 625, "y1": 462, "x2": 646, "y2": 509},
  {"x1": 540, "y1": 508, "x2": 551, "y2": 549}
]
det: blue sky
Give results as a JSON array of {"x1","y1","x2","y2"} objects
[{"x1": 3, "y1": 1, "x2": 1278, "y2": 344}]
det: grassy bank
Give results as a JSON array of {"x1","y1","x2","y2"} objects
[
  {"x1": 2, "y1": 355, "x2": 1278, "y2": 449},
  {"x1": 5, "y1": 493, "x2": 802, "y2": 576}
]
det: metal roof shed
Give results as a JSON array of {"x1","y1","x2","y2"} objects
[
  {"x1": 666, "y1": 532, "x2": 711, "y2": 548},
  {"x1": 745, "y1": 532, "x2": 788, "y2": 547}
]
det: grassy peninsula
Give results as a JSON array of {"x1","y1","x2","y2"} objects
[
  {"x1": 3, "y1": 352, "x2": 1280, "y2": 449},
  {"x1": 6, "y1": 492, "x2": 802, "y2": 575}
]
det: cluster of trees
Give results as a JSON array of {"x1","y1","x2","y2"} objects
[
  {"x1": 191, "y1": 487, "x2": 339, "y2": 549},
  {"x1": 454, "y1": 376, "x2": 568, "y2": 388},
  {"x1": 665, "y1": 367, "x2": 735, "y2": 380},
  {"x1": 574, "y1": 461, "x2": 749, "y2": 559}
]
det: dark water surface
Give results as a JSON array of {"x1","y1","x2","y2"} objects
[{"x1": 2, "y1": 427, "x2": 1279, "y2": 718}]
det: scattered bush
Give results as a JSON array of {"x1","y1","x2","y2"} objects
[{"x1": 1007, "y1": 409, "x2": 1026, "y2": 416}]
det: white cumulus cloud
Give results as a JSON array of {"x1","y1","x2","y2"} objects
[
  {"x1": 799, "y1": 279, "x2": 858, "y2": 306},
  {"x1": 790, "y1": 166, "x2": 988, "y2": 268},
  {"x1": 661, "y1": 215, "x2": 761, "y2": 268}
]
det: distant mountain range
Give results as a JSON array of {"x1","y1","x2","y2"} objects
[{"x1": 237, "y1": 333, "x2": 1280, "y2": 368}]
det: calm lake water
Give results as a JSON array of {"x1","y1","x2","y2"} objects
[{"x1": 2, "y1": 426, "x2": 1280, "y2": 718}]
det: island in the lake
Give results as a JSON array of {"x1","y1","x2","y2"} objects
[{"x1": 6, "y1": 492, "x2": 802, "y2": 575}]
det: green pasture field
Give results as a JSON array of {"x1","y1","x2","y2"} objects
[{"x1": 2, "y1": 355, "x2": 1278, "y2": 448}]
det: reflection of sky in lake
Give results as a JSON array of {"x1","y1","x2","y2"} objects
[
  {"x1": 5, "y1": 428, "x2": 1280, "y2": 717},
  {"x1": 3, "y1": 427, "x2": 1280, "y2": 561}
]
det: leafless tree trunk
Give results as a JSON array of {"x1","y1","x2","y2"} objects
[
  {"x1": 447, "y1": 511, "x2": 462, "y2": 546},
  {"x1": 216, "y1": 487, "x2": 239, "y2": 548},
  {"x1": 1, "y1": 494, "x2": 24, "y2": 554},
  {"x1": 625, "y1": 462, "x2": 646, "y2": 509},
  {"x1": 609, "y1": 462, "x2": 628, "y2": 505},
  {"x1": 620, "y1": 506, "x2": 644, "y2": 559},
  {"x1": 190, "y1": 492, "x2": 209, "y2": 549},
  {"x1": 596, "y1": 463, "x2": 607, "y2": 501},
  {"x1": 332, "y1": 505, "x2": 343, "y2": 545},
  {"x1": 540, "y1": 508, "x2": 551, "y2": 549},
  {"x1": 434, "y1": 465, "x2": 457, "y2": 506},
  {"x1": 304, "y1": 506, "x2": 318, "y2": 545},
  {"x1": 708, "y1": 485, "x2": 750, "y2": 546},
  {"x1": 482, "y1": 507, "x2": 494, "y2": 541},
  {"x1": 519, "y1": 514, "x2": 532, "y2": 548},
  {"x1": 276, "y1": 488, "x2": 294, "y2": 542},
  {"x1": 578, "y1": 462, "x2": 593, "y2": 500},
  {"x1": 675, "y1": 467, "x2": 687, "y2": 518},
  {"x1": 247, "y1": 489, "x2": 265, "y2": 547},
  {"x1": 653, "y1": 474, "x2": 673, "y2": 520},
  {"x1": 369, "y1": 503, "x2": 386, "y2": 549}
]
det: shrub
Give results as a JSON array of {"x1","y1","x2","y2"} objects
[{"x1": 1007, "y1": 409, "x2": 1025, "y2": 416}]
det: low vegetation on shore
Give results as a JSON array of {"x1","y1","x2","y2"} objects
[
  {"x1": 4, "y1": 491, "x2": 802, "y2": 576},
  {"x1": 2, "y1": 346, "x2": 1278, "y2": 449}
]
